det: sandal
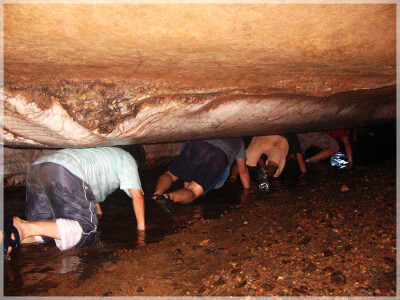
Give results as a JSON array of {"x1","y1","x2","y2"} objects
[
  {"x1": 3, "y1": 217, "x2": 20, "y2": 259},
  {"x1": 150, "y1": 193, "x2": 160, "y2": 200},
  {"x1": 153, "y1": 194, "x2": 175, "y2": 214}
]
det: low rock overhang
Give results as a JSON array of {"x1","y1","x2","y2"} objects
[{"x1": 2, "y1": 3, "x2": 397, "y2": 148}]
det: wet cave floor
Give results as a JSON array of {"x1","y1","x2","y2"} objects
[{"x1": 4, "y1": 153, "x2": 396, "y2": 296}]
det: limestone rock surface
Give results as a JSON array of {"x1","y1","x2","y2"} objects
[{"x1": 2, "y1": 4, "x2": 396, "y2": 148}]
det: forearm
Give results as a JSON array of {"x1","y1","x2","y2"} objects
[
  {"x1": 297, "y1": 153, "x2": 307, "y2": 173},
  {"x1": 95, "y1": 202, "x2": 103, "y2": 215},
  {"x1": 230, "y1": 163, "x2": 239, "y2": 180},
  {"x1": 133, "y1": 197, "x2": 145, "y2": 230},
  {"x1": 129, "y1": 189, "x2": 145, "y2": 230},
  {"x1": 239, "y1": 170, "x2": 250, "y2": 188},
  {"x1": 236, "y1": 158, "x2": 250, "y2": 188}
]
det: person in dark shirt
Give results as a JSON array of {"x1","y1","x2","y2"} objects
[{"x1": 151, "y1": 138, "x2": 250, "y2": 213}]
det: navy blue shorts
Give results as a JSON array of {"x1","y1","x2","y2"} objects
[
  {"x1": 26, "y1": 162, "x2": 98, "y2": 248},
  {"x1": 168, "y1": 140, "x2": 229, "y2": 194}
]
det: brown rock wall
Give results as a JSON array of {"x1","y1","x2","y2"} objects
[
  {"x1": 5, "y1": 4, "x2": 395, "y2": 95},
  {"x1": 2, "y1": 4, "x2": 396, "y2": 148},
  {"x1": 3, "y1": 143, "x2": 184, "y2": 188}
]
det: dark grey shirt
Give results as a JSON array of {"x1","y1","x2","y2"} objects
[{"x1": 205, "y1": 138, "x2": 246, "y2": 189}]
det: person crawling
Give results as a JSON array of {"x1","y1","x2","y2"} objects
[{"x1": 3, "y1": 147, "x2": 145, "y2": 259}]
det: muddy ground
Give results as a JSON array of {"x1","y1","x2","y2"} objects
[{"x1": 22, "y1": 158, "x2": 395, "y2": 297}]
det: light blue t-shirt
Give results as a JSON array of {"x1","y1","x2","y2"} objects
[
  {"x1": 204, "y1": 138, "x2": 246, "y2": 189},
  {"x1": 33, "y1": 147, "x2": 143, "y2": 203}
]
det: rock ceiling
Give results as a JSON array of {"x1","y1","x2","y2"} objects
[{"x1": 2, "y1": 4, "x2": 396, "y2": 148}]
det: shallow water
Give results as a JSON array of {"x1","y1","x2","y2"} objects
[
  {"x1": 0, "y1": 167, "x2": 366, "y2": 295},
  {"x1": 3, "y1": 124, "x2": 396, "y2": 296},
  {"x1": 3, "y1": 173, "x2": 251, "y2": 295}
]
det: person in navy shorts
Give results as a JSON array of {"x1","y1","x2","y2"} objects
[{"x1": 151, "y1": 138, "x2": 250, "y2": 213}]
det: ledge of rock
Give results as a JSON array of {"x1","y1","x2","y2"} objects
[{"x1": 2, "y1": 4, "x2": 396, "y2": 148}]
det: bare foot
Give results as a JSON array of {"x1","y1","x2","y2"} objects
[{"x1": 12, "y1": 217, "x2": 36, "y2": 245}]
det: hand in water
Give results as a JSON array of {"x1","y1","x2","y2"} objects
[
  {"x1": 240, "y1": 188, "x2": 250, "y2": 202},
  {"x1": 137, "y1": 229, "x2": 146, "y2": 246}
]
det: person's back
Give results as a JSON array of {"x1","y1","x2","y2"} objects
[
  {"x1": 205, "y1": 138, "x2": 247, "y2": 189},
  {"x1": 33, "y1": 147, "x2": 142, "y2": 203},
  {"x1": 246, "y1": 135, "x2": 289, "y2": 177},
  {"x1": 151, "y1": 137, "x2": 249, "y2": 211},
  {"x1": 4, "y1": 147, "x2": 145, "y2": 259},
  {"x1": 297, "y1": 131, "x2": 340, "y2": 163},
  {"x1": 205, "y1": 138, "x2": 245, "y2": 166}
]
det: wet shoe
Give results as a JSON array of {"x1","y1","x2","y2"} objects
[
  {"x1": 3, "y1": 217, "x2": 20, "y2": 259},
  {"x1": 153, "y1": 194, "x2": 175, "y2": 213}
]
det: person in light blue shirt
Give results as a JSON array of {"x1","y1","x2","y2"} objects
[{"x1": 4, "y1": 147, "x2": 144, "y2": 258}]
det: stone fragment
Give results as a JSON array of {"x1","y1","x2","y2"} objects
[{"x1": 330, "y1": 270, "x2": 347, "y2": 285}]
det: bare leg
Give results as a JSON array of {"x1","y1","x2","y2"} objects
[
  {"x1": 296, "y1": 153, "x2": 307, "y2": 173},
  {"x1": 168, "y1": 181, "x2": 204, "y2": 204},
  {"x1": 308, "y1": 147, "x2": 339, "y2": 162},
  {"x1": 15, "y1": 216, "x2": 60, "y2": 241},
  {"x1": 153, "y1": 171, "x2": 178, "y2": 197},
  {"x1": 6, "y1": 216, "x2": 61, "y2": 254},
  {"x1": 342, "y1": 136, "x2": 353, "y2": 164}
]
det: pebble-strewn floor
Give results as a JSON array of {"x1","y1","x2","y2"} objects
[{"x1": 41, "y1": 159, "x2": 396, "y2": 297}]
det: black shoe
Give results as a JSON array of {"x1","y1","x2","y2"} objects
[
  {"x1": 154, "y1": 194, "x2": 175, "y2": 213},
  {"x1": 4, "y1": 217, "x2": 20, "y2": 259}
]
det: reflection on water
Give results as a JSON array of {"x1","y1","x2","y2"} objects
[
  {"x1": 3, "y1": 124, "x2": 395, "y2": 296},
  {"x1": 4, "y1": 169, "x2": 252, "y2": 296},
  {"x1": 60, "y1": 256, "x2": 81, "y2": 274},
  {"x1": 3, "y1": 165, "x2": 341, "y2": 295}
]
